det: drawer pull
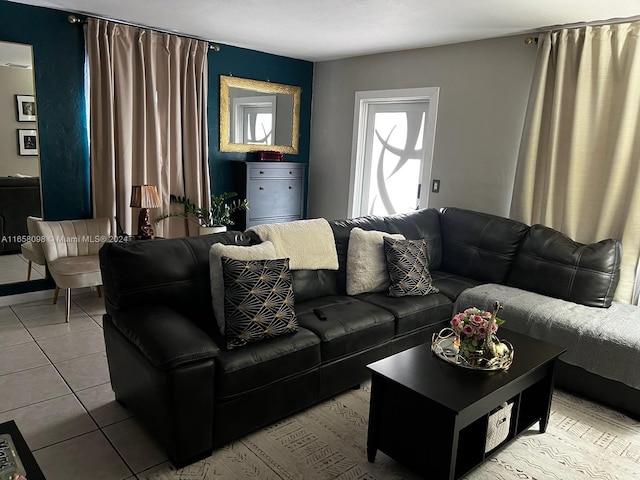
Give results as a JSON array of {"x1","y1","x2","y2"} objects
[
  {"x1": 288, "y1": 186, "x2": 292, "y2": 189},
  {"x1": 259, "y1": 171, "x2": 264, "y2": 174},
  {"x1": 259, "y1": 187, "x2": 264, "y2": 190},
  {"x1": 289, "y1": 171, "x2": 293, "y2": 175}
]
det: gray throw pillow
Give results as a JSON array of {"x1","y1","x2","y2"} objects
[
  {"x1": 384, "y1": 237, "x2": 439, "y2": 297},
  {"x1": 222, "y1": 257, "x2": 298, "y2": 349}
]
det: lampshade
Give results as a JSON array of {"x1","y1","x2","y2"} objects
[{"x1": 130, "y1": 185, "x2": 161, "y2": 209}]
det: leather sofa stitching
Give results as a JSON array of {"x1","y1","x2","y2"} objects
[
  {"x1": 218, "y1": 336, "x2": 320, "y2": 373},
  {"x1": 567, "y1": 248, "x2": 585, "y2": 299},
  {"x1": 515, "y1": 251, "x2": 618, "y2": 275},
  {"x1": 164, "y1": 350, "x2": 217, "y2": 369},
  {"x1": 216, "y1": 365, "x2": 320, "y2": 401},
  {"x1": 445, "y1": 238, "x2": 518, "y2": 258}
]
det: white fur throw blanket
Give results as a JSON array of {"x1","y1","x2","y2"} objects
[{"x1": 247, "y1": 218, "x2": 339, "y2": 270}]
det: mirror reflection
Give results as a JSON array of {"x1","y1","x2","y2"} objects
[
  {"x1": 0, "y1": 41, "x2": 44, "y2": 286},
  {"x1": 220, "y1": 75, "x2": 300, "y2": 154}
]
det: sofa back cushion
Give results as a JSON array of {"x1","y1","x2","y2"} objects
[
  {"x1": 384, "y1": 209, "x2": 443, "y2": 269},
  {"x1": 99, "y1": 231, "x2": 254, "y2": 336},
  {"x1": 291, "y1": 270, "x2": 338, "y2": 302},
  {"x1": 329, "y1": 208, "x2": 442, "y2": 294},
  {"x1": 507, "y1": 224, "x2": 621, "y2": 307},
  {"x1": 440, "y1": 207, "x2": 529, "y2": 283},
  {"x1": 330, "y1": 215, "x2": 391, "y2": 294}
]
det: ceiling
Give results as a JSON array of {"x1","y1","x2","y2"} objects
[
  {"x1": 0, "y1": 41, "x2": 32, "y2": 68},
  {"x1": 8, "y1": 0, "x2": 640, "y2": 61}
]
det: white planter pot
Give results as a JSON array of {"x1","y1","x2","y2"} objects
[{"x1": 199, "y1": 225, "x2": 227, "y2": 235}]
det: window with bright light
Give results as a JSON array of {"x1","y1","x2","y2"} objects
[{"x1": 349, "y1": 88, "x2": 440, "y2": 218}]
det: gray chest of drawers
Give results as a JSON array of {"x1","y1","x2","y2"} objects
[{"x1": 234, "y1": 161, "x2": 305, "y2": 229}]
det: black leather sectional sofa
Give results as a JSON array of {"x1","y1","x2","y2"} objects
[
  {"x1": 0, "y1": 176, "x2": 41, "y2": 254},
  {"x1": 99, "y1": 207, "x2": 624, "y2": 468}
]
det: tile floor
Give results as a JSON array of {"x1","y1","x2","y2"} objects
[
  {"x1": 0, "y1": 291, "x2": 171, "y2": 480},
  {"x1": 0, "y1": 253, "x2": 46, "y2": 285}
]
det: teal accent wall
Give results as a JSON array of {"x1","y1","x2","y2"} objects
[
  {"x1": 208, "y1": 45, "x2": 313, "y2": 209},
  {"x1": 0, "y1": 0, "x2": 313, "y2": 295},
  {"x1": 0, "y1": 1, "x2": 90, "y2": 220}
]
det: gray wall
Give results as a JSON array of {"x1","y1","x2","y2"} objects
[
  {"x1": 0, "y1": 65, "x2": 38, "y2": 177},
  {"x1": 308, "y1": 34, "x2": 538, "y2": 220}
]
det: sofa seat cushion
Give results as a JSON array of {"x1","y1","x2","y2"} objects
[
  {"x1": 296, "y1": 295, "x2": 395, "y2": 363},
  {"x1": 214, "y1": 327, "x2": 320, "y2": 399},
  {"x1": 49, "y1": 255, "x2": 102, "y2": 288},
  {"x1": 430, "y1": 270, "x2": 483, "y2": 301},
  {"x1": 356, "y1": 291, "x2": 453, "y2": 336},
  {"x1": 455, "y1": 284, "x2": 640, "y2": 390}
]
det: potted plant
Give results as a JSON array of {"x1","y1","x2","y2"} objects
[{"x1": 156, "y1": 192, "x2": 249, "y2": 235}]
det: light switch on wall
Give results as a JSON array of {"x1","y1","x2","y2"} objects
[{"x1": 432, "y1": 179, "x2": 440, "y2": 193}]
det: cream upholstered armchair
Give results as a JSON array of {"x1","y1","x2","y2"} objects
[
  {"x1": 20, "y1": 216, "x2": 46, "y2": 281},
  {"x1": 37, "y1": 217, "x2": 114, "y2": 322}
]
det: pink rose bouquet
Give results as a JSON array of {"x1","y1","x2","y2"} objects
[
  {"x1": 450, "y1": 307, "x2": 504, "y2": 359},
  {"x1": 450, "y1": 307, "x2": 502, "y2": 339}
]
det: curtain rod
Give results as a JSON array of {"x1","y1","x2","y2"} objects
[
  {"x1": 67, "y1": 14, "x2": 221, "y2": 51},
  {"x1": 524, "y1": 14, "x2": 640, "y2": 45}
]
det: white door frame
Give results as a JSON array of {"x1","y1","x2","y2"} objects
[{"x1": 348, "y1": 87, "x2": 440, "y2": 218}]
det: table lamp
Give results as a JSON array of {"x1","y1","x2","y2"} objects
[{"x1": 130, "y1": 185, "x2": 161, "y2": 239}]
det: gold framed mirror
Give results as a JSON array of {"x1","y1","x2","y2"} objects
[{"x1": 220, "y1": 75, "x2": 300, "y2": 154}]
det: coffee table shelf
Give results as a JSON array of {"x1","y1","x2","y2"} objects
[{"x1": 366, "y1": 329, "x2": 566, "y2": 480}]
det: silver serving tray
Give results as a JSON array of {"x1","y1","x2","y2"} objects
[{"x1": 431, "y1": 333, "x2": 514, "y2": 371}]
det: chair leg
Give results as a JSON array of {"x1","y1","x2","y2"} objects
[
  {"x1": 65, "y1": 288, "x2": 71, "y2": 323},
  {"x1": 96, "y1": 285, "x2": 103, "y2": 298},
  {"x1": 53, "y1": 286, "x2": 59, "y2": 304},
  {"x1": 26, "y1": 261, "x2": 32, "y2": 281}
]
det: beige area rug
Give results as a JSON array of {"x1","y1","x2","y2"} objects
[{"x1": 141, "y1": 384, "x2": 640, "y2": 480}]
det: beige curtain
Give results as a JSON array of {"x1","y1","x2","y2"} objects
[
  {"x1": 87, "y1": 18, "x2": 210, "y2": 238},
  {"x1": 511, "y1": 22, "x2": 640, "y2": 303}
]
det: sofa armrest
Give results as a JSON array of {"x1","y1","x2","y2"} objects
[{"x1": 108, "y1": 304, "x2": 220, "y2": 371}]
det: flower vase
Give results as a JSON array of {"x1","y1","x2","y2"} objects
[{"x1": 458, "y1": 335, "x2": 485, "y2": 367}]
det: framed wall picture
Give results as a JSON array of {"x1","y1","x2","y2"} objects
[
  {"x1": 17, "y1": 129, "x2": 38, "y2": 156},
  {"x1": 16, "y1": 94, "x2": 36, "y2": 122}
]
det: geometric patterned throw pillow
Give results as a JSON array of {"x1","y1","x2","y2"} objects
[
  {"x1": 222, "y1": 257, "x2": 298, "y2": 349},
  {"x1": 383, "y1": 237, "x2": 440, "y2": 297}
]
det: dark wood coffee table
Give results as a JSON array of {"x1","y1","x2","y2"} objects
[
  {"x1": 0, "y1": 420, "x2": 47, "y2": 479},
  {"x1": 366, "y1": 329, "x2": 566, "y2": 480}
]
